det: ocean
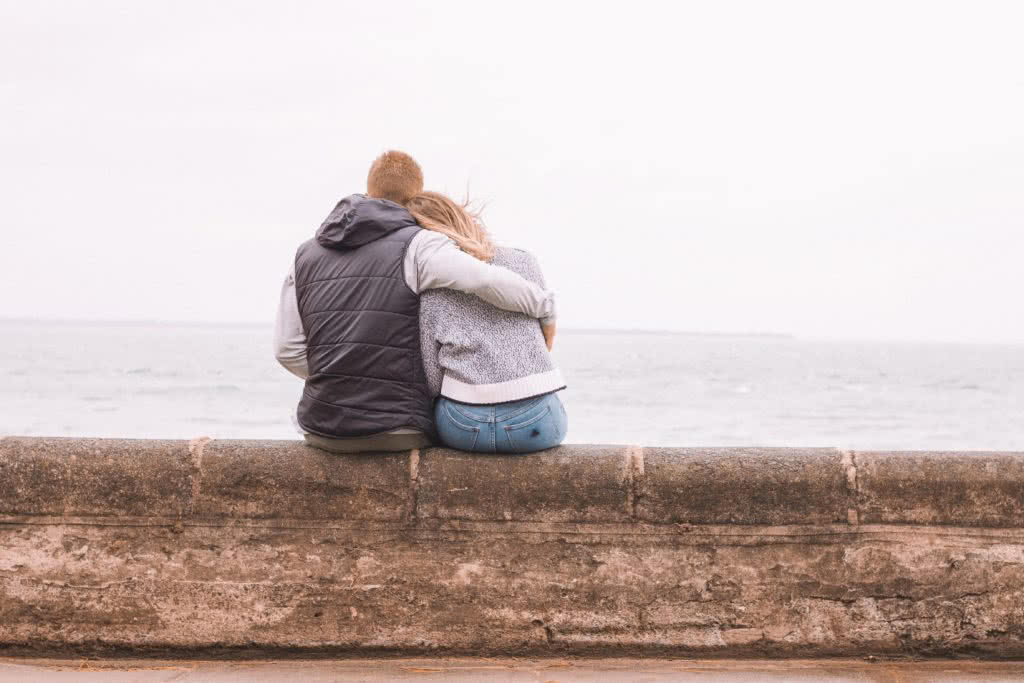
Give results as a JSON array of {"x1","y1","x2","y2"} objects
[{"x1": 2, "y1": 320, "x2": 1022, "y2": 451}]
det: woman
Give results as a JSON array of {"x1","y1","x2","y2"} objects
[{"x1": 406, "y1": 191, "x2": 567, "y2": 453}]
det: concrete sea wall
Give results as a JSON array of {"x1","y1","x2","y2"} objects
[{"x1": 2, "y1": 436, "x2": 1024, "y2": 657}]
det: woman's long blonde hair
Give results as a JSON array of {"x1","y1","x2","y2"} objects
[{"x1": 406, "y1": 191, "x2": 495, "y2": 262}]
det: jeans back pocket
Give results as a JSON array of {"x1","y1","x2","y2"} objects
[
  {"x1": 438, "y1": 402, "x2": 481, "y2": 451},
  {"x1": 502, "y1": 404, "x2": 559, "y2": 453}
]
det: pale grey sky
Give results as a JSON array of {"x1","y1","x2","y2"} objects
[{"x1": 2, "y1": 0, "x2": 1022, "y2": 342}]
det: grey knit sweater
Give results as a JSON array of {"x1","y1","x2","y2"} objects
[{"x1": 419, "y1": 246, "x2": 566, "y2": 404}]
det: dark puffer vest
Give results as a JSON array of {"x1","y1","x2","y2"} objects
[{"x1": 294, "y1": 194, "x2": 434, "y2": 438}]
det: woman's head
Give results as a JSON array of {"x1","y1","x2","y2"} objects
[{"x1": 406, "y1": 191, "x2": 495, "y2": 262}]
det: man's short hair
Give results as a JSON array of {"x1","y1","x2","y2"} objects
[{"x1": 366, "y1": 150, "x2": 424, "y2": 205}]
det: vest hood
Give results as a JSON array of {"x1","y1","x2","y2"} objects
[{"x1": 316, "y1": 194, "x2": 418, "y2": 250}]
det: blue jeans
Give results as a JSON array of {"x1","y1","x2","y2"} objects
[{"x1": 434, "y1": 393, "x2": 568, "y2": 454}]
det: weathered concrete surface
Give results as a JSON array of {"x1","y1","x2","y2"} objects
[
  {"x1": 637, "y1": 448, "x2": 851, "y2": 525},
  {"x1": 855, "y1": 451, "x2": 1024, "y2": 526},
  {"x1": 2, "y1": 437, "x2": 1024, "y2": 658},
  {"x1": 416, "y1": 445, "x2": 633, "y2": 522}
]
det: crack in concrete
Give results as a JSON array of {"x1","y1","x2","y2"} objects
[
  {"x1": 840, "y1": 449, "x2": 860, "y2": 526},
  {"x1": 840, "y1": 450, "x2": 858, "y2": 492},
  {"x1": 188, "y1": 437, "x2": 211, "y2": 515},
  {"x1": 808, "y1": 593, "x2": 915, "y2": 604},
  {"x1": 39, "y1": 579, "x2": 135, "y2": 591},
  {"x1": 622, "y1": 446, "x2": 645, "y2": 519},
  {"x1": 407, "y1": 449, "x2": 421, "y2": 522}
]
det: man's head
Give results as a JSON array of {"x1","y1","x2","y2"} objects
[{"x1": 366, "y1": 150, "x2": 424, "y2": 205}]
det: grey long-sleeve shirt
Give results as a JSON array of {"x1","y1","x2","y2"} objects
[{"x1": 273, "y1": 229, "x2": 556, "y2": 380}]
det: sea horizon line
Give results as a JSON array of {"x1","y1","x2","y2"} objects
[{"x1": 3, "y1": 316, "x2": 1023, "y2": 347}]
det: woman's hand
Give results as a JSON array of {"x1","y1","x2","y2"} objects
[{"x1": 542, "y1": 322, "x2": 556, "y2": 352}]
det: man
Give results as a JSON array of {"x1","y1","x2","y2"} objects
[{"x1": 274, "y1": 151, "x2": 556, "y2": 452}]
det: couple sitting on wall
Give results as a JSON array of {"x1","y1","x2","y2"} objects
[{"x1": 274, "y1": 150, "x2": 567, "y2": 454}]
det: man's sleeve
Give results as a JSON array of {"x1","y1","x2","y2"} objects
[
  {"x1": 405, "y1": 231, "x2": 556, "y2": 325},
  {"x1": 273, "y1": 265, "x2": 310, "y2": 379}
]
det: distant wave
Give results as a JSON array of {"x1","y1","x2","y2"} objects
[
  {"x1": 188, "y1": 416, "x2": 280, "y2": 426},
  {"x1": 125, "y1": 368, "x2": 183, "y2": 378},
  {"x1": 136, "y1": 384, "x2": 242, "y2": 396},
  {"x1": 923, "y1": 380, "x2": 994, "y2": 392}
]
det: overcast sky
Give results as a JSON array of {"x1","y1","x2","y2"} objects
[{"x1": 2, "y1": 1, "x2": 1022, "y2": 342}]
